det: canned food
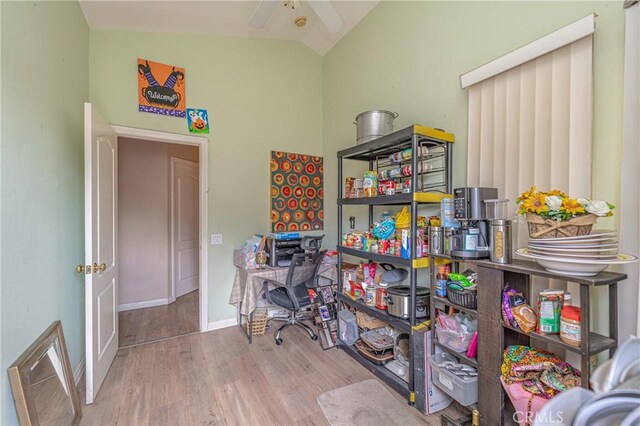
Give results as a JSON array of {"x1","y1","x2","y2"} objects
[
  {"x1": 379, "y1": 239, "x2": 390, "y2": 254},
  {"x1": 385, "y1": 180, "x2": 396, "y2": 195},
  {"x1": 365, "y1": 285, "x2": 377, "y2": 306},
  {"x1": 375, "y1": 284, "x2": 388, "y2": 310}
]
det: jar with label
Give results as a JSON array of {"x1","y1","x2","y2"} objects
[
  {"x1": 375, "y1": 283, "x2": 388, "y2": 310},
  {"x1": 435, "y1": 265, "x2": 448, "y2": 297},
  {"x1": 365, "y1": 284, "x2": 377, "y2": 306},
  {"x1": 363, "y1": 171, "x2": 377, "y2": 197},
  {"x1": 560, "y1": 306, "x2": 581, "y2": 347},
  {"x1": 537, "y1": 290, "x2": 564, "y2": 335}
]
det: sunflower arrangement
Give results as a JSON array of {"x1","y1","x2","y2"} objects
[
  {"x1": 516, "y1": 186, "x2": 614, "y2": 222},
  {"x1": 517, "y1": 187, "x2": 615, "y2": 238}
]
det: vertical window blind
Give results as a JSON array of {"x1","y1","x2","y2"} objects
[
  {"x1": 460, "y1": 18, "x2": 595, "y2": 317},
  {"x1": 465, "y1": 35, "x2": 593, "y2": 251}
]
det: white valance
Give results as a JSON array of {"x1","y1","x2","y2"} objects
[{"x1": 460, "y1": 14, "x2": 596, "y2": 89}]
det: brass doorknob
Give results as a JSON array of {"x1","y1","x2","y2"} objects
[
  {"x1": 75, "y1": 265, "x2": 91, "y2": 274},
  {"x1": 92, "y1": 262, "x2": 107, "y2": 273}
]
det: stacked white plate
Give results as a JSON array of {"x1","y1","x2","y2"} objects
[{"x1": 516, "y1": 231, "x2": 638, "y2": 276}]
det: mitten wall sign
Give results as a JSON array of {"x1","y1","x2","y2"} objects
[{"x1": 137, "y1": 58, "x2": 186, "y2": 117}]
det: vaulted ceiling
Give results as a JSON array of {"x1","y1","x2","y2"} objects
[{"x1": 79, "y1": 0, "x2": 379, "y2": 55}]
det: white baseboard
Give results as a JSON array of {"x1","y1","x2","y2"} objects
[
  {"x1": 118, "y1": 298, "x2": 170, "y2": 312},
  {"x1": 74, "y1": 357, "x2": 85, "y2": 386},
  {"x1": 208, "y1": 318, "x2": 238, "y2": 331}
]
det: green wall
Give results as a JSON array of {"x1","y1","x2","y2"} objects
[
  {"x1": 0, "y1": 2, "x2": 89, "y2": 424},
  {"x1": 89, "y1": 31, "x2": 324, "y2": 323},
  {"x1": 323, "y1": 1, "x2": 625, "y2": 249}
]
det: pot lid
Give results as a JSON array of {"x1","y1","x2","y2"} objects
[
  {"x1": 381, "y1": 268, "x2": 409, "y2": 283},
  {"x1": 355, "y1": 110, "x2": 398, "y2": 120},
  {"x1": 387, "y1": 285, "x2": 430, "y2": 296}
]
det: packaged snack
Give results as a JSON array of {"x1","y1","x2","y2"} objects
[
  {"x1": 512, "y1": 304, "x2": 537, "y2": 333},
  {"x1": 502, "y1": 286, "x2": 518, "y2": 328}
]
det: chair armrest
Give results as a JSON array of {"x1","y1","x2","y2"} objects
[{"x1": 261, "y1": 279, "x2": 280, "y2": 304}]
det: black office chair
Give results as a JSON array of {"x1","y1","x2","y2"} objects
[{"x1": 262, "y1": 250, "x2": 327, "y2": 345}]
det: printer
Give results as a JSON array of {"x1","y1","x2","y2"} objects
[
  {"x1": 266, "y1": 235, "x2": 324, "y2": 267},
  {"x1": 266, "y1": 238, "x2": 303, "y2": 267}
]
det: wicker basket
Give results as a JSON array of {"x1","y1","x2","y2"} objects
[
  {"x1": 447, "y1": 287, "x2": 477, "y2": 310},
  {"x1": 355, "y1": 311, "x2": 387, "y2": 330},
  {"x1": 246, "y1": 308, "x2": 268, "y2": 336},
  {"x1": 526, "y1": 212, "x2": 597, "y2": 239}
]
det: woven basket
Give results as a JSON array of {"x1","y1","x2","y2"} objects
[
  {"x1": 246, "y1": 308, "x2": 268, "y2": 336},
  {"x1": 526, "y1": 212, "x2": 597, "y2": 239},
  {"x1": 446, "y1": 287, "x2": 477, "y2": 310}
]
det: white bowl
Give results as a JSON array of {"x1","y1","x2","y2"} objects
[
  {"x1": 516, "y1": 249, "x2": 638, "y2": 276},
  {"x1": 530, "y1": 230, "x2": 618, "y2": 242}
]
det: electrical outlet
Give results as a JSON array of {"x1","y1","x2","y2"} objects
[{"x1": 210, "y1": 234, "x2": 223, "y2": 245}]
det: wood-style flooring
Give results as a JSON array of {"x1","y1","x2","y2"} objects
[
  {"x1": 119, "y1": 290, "x2": 199, "y2": 347},
  {"x1": 80, "y1": 325, "x2": 463, "y2": 425}
]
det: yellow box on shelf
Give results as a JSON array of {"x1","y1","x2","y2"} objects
[
  {"x1": 413, "y1": 192, "x2": 452, "y2": 203},
  {"x1": 412, "y1": 257, "x2": 453, "y2": 269},
  {"x1": 412, "y1": 125, "x2": 455, "y2": 143}
]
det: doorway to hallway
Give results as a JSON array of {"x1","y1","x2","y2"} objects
[{"x1": 116, "y1": 135, "x2": 202, "y2": 347}]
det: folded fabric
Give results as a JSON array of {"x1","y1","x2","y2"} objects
[{"x1": 501, "y1": 345, "x2": 581, "y2": 399}]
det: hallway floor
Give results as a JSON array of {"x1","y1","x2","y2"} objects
[
  {"x1": 80, "y1": 326, "x2": 461, "y2": 425},
  {"x1": 119, "y1": 290, "x2": 199, "y2": 347}
]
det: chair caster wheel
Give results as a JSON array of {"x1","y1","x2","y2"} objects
[
  {"x1": 275, "y1": 338, "x2": 283, "y2": 345},
  {"x1": 311, "y1": 335, "x2": 318, "y2": 341}
]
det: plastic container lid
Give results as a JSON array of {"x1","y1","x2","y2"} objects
[{"x1": 562, "y1": 306, "x2": 581, "y2": 321}]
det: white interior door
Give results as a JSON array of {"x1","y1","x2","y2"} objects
[
  {"x1": 171, "y1": 157, "x2": 200, "y2": 299},
  {"x1": 84, "y1": 103, "x2": 118, "y2": 404}
]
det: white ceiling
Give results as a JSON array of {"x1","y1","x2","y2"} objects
[{"x1": 78, "y1": 0, "x2": 379, "y2": 56}]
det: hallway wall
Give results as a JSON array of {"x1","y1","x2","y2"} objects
[{"x1": 118, "y1": 138, "x2": 198, "y2": 310}]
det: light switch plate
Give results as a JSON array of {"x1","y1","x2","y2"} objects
[{"x1": 211, "y1": 234, "x2": 223, "y2": 245}]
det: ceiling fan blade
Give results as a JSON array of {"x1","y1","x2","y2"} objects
[
  {"x1": 248, "y1": 0, "x2": 278, "y2": 29},
  {"x1": 307, "y1": 0, "x2": 344, "y2": 33}
]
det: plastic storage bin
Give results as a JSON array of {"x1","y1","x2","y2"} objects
[
  {"x1": 434, "y1": 323, "x2": 474, "y2": 352},
  {"x1": 337, "y1": 309, "x2": 359, "y2": 346},
  {"x1": 430, "y1": 352, "x2": 478, "y2": 406},
  {"x1": 501, "y1": 377, "x2": 548, "y2": 425}
]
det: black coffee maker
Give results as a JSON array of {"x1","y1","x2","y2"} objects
[{"x1": 451, "y1": 187, "x2": 498, "y2": 259}]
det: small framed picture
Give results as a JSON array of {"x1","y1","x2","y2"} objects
[
  {"x1": 318, "y1": 286, "x2": 334, "y2": 303},
  {"x1": 318, "y1": 305, "x2": 331, "y2": 322}
]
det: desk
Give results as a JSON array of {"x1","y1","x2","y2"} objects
[{"x1": 229, "y1": 263, "x2": 338, "y2": 342}]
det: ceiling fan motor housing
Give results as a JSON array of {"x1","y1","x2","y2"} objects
[{"x1": 295, "y1": 16, "x2": 307, "y2": 27}]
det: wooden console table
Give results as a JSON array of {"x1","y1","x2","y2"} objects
[{"x1": 429, "y1": 256, "x2": 626, "y2": 426}]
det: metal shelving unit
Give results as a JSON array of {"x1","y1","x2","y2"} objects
[{"x1": 336, "y1": 124, "x2": 454, "y2": 410}]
